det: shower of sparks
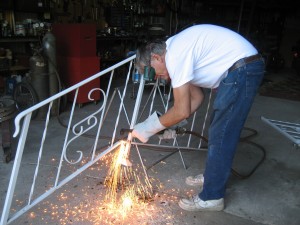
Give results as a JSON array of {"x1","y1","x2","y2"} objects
[
  {"x1": 18, "y1": 141, "x2": 188, "y2": 224},
  {"x1": 103, "y1": 141, "x2": 154, "y2": 217}
]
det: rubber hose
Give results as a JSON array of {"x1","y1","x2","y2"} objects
[{"x1": 140, "y1": 127, "x2": 266, "y2": 179}]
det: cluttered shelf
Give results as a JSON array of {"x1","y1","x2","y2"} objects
[
  {"x1": 96, "y1": 35, "x2": 137, "y2": 69},
  {"x1": 0, "y1": 36, "x2": 40, "y2": 75},
  {"x1": 0, "y1": 36, "x2": 40, "y2": 43},
  {"x1": 0, "y1": 65, "x2": 30, "y2": 73},
  {"x1": 96, "y1": 35, "x2": 137, "y2": 41}
]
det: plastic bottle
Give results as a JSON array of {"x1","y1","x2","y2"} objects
[
  {"x1": 6, "y1": 75, "x2": 16, "y2": 95},
  {"x1": 133, "y1": 69, "x2": 140, "y2": 83}
]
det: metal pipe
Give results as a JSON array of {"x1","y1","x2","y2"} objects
[
  {"x1": 121, "y1": 75, "x2": 146, "y2": 165},
  {"x1": 237, "y1": 0, "x2": 245, "y2": 33},
  {"x1": 0, "y1": 113, "x2": 32, "y2": 225}
]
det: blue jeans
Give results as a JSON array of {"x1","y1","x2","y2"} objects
[{"x1": 199, "y1": 58, "x2": 265, "y2": 201}]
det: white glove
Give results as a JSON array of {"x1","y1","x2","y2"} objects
[
  {"x1": 132, "y1": 112, "x2": 166, "y2": 143},
  {"x1": 158, "y1": 129, "x2": 177, "y2": 140}
]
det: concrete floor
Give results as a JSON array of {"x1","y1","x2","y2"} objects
[{"x1": 1, "y1": 69, "x2": 300, "y2": 225}]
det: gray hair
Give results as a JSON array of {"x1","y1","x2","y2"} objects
[{"x1": 136, "y1": 40, "x2": 166, "y2": 74}]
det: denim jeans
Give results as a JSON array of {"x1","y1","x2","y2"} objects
[{"x1": 199, "y1": 58, "x2": 265, "y2": 201}]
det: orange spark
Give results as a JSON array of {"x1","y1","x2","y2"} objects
[{"x1": 103, "y1": 141, "x2": 153, "y2": 218}]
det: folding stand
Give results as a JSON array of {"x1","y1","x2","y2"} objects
[{"x1": 261, "y1": 116, "x2": 300, "y2": 148}]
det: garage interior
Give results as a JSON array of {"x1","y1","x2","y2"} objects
[{"x1": 0, "y1": 0, "x2": 300, "y2": 225}]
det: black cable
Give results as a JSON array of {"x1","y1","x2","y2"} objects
[
  {"x1": 141, "y1": 127, "x2": 266, "y2": 179},
  {"x1": 231, "y1": 139, "x2": 266, "y2": 179}
]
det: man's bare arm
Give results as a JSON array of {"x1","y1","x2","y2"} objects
[
  {"x1": 159, "y1": 83, "x2": 204, "y2": 127},
  {"x1": 190, "y1": 84, "x2": 205, "y2": 114}
]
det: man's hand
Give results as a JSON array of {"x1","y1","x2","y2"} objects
[
  {"x1": 158, "y1": 129, "x2": 177, "y2": 140},
  {"x1": 132, "y1": 112, "x2": 166, "y2": 143},
  {"x1": 158, "y1": 119, "x2": 188, "y2": 140}
]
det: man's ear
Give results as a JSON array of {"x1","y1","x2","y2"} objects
[{"x1": 152, "y1": 53, "x2": 162, "y2": 62}]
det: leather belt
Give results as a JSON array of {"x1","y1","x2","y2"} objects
[{"x1": 228, "y1": 54, "x2": 262, "y2": 73}]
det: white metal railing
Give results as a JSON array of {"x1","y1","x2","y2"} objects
[
  {"x1": 261, "y1": 116, "x2": 300, "y2": 147},
  {"x1": 0, "y1": 55, "x2": 209, "y2": 225}
]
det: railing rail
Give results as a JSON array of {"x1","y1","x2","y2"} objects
[{"x1": 1, "y1": 54, "x2": 209, "y2": 225}]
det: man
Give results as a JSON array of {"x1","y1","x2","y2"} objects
[{"x1": 132, "y1": 24, "x2": 265, "y2": 211}]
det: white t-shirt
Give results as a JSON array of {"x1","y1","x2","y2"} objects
[{"x1": 165, "y1": 24, "x2": 258, "y2": 88}]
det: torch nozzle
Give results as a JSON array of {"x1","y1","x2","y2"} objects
[
  {"x1": 120, "y1": 128, "x2": 133, "y2": 135},
  {"x1": 120, "y1": 158, "x2": 132, "y2": 167},
  {"x1": 119, "y1": 140, "x2": 132, "y2": 167}
]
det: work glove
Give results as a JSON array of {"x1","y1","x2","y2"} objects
[{"x1": 132, "y1": 111, "x2": 166, "y2": 143}]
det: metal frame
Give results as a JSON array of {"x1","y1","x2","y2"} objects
[
  {"x1": 0, "y1": 55, "x2": 209, "y2": 225},
  {"x1": 261, "y1": 116, "x2": 300, "y2": 147}
]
